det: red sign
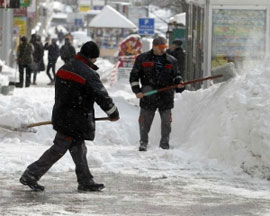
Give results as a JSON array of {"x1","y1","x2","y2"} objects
[
  {"x1": 0, "y1": 0, "x2": 6, "y2": 7},
  {"x1": 118, "y1": 35, "x2": 142, "y2": 68},
  {"x1": 119, "y1": 35, "x2": 142, "y2": 57}
]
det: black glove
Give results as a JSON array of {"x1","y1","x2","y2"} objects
[
  {"x1": 175, "y1": 77, "x2": 185, "y2": 93},
  {"x1": 109, "y1": 107, "x2": 120, "y2": 121}
]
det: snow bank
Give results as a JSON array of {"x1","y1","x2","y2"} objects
[{"x1": 172, "y1": 63, "x2": 270, "y2": 179}]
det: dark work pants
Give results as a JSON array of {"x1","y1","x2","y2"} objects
[
  {"x1": 18, "y1": 64, "x2": 31, "y2": 87},
  {"x1": 139, "y1": 108, "x2": 172, "y2": 146},
  {"x1": 25, "y1": 132, "x2": 93, "y2": 184}
]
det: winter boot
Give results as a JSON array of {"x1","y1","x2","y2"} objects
[
  {"x1": 78, "y1": 179, "x2": 105, "y2": 192},
  {"x1": 20, "y1": 171, "x2": 45, "y2": 191},
  {"x1": 139, "y1": 141, "x2": 147, "y2": 151},
  {"x1": 160, "y1": 143, "x2": 170, "y2": 150}
]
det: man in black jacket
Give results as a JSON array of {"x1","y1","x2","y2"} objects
[
  {"x1": 129, "y1": 36, "x2": 184, "y2": 151},
  {"x1": 167, "y1": 39, "x2": 185, "y2": 77},
  {"x1": 60, "y1": 37, "x2": 76, "y2": 63},
  {"x1": 20, "y1": 41, "x2": 120, "y2": 192}
]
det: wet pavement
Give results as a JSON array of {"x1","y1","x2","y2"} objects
[{"x1": 1, "y1": 171, "x2": 270, "y2": 216}]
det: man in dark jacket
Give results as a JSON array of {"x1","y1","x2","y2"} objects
[
  {"x1": 16, "y1": 36, "x2": 34, "y2": 87},
  {"x1": 60, "y1": 37, "x2": 76, "y2": 63},
  {"x1": 167, "y1": 39, "x2": 185, "y2": 77},
  {"x1": 44, "y1": 38, "x2": 60, "y2": 85},
  {"x1": 130, "y1": 36, "x2": 184, "y2": 151},
  {"x1": 20, "y1": 41, "x2": 120, "y2": 192}
]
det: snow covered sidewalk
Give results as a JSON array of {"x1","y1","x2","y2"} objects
[{"x1": 1, "y1": 170, "x2": 270, "y2": 216}]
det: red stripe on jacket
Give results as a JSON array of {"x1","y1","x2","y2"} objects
[
  {"x1": 142, "y1": 62, "x2": 154, "y2": 67},
  {"x1": 165, "y1": 64, "x2": 173, "y2": 69},
  {"x1": 57, "y1": 69, "x2": 86, "y2": 85}
]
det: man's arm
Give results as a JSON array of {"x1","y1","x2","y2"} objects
[
  {"x1": 172, "y1": 58, "x2": 185, "y2": 92},
  {"x1": 129, "y1": 55, "x2": 142, "y2": 96},
  {"x1": 87, "y1": 72, "x2": 119, "y2": 121}
]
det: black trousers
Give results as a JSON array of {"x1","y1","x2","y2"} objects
[
  {"x1": 139, "y1": 108, "x2": 172, "y2": 145},
  {"x1": 25, "y1": 132, "x2": 93, "y2": 184},
  {"x1": 46, "y1": 61, "x2": 56, "y2": 82},
  {"x1": 18, "y1": 64, "x2": 31, "y2": 87}
]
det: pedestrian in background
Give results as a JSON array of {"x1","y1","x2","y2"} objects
[
  {"x1": 16, "y1": 36, "x2": 34, "y2": 87},
  {"x1": 129, "y1": 36, "x2": 185, "y2": 151},
  {"x1": 60, "y1": 37, "x2": 76, "y2": 64},
  {"x1": 20, "y1": 41, "x2": 120, "y2": 192},
  {"x1": 167, "y1": 39, "x2": 185, "y2": 77},
  {"x1": 44, "y1": 38, "x2": 59, "y2": 85},
  {"x1": 30, "y1": 34, "x2": 44, "y2": 85}
]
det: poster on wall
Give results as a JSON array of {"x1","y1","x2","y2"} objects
[
  {"x1": 13, "y1": 17, "x2": 27, "y2": 36},
  {"x1": 211, "y1": 9, "x2": 266, "y2": 68}
]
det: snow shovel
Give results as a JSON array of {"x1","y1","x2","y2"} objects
[
  {"x1": 0, "y1": 117, "x2": 111, "y2": 133},
  {"x1": 211, "y1": 62, "x2": 236, "y2": 84},
  {"x1": 143, "y1": 74, "x2": 223, "y2": 97}
]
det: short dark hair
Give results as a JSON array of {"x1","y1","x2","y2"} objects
[
  {"x1": 20, "y1": 36, "x2": 27, "y2": 42},
  {"x1": 152, "y1": 36, "x2": 167, "y2": 46},
  {"x1": 172, "y1": 39, "x2": 183, "y2": 46}
]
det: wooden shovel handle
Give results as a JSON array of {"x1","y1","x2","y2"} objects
[{"x1": 26, "y1": 117, "x2": 111, "y2": 128}]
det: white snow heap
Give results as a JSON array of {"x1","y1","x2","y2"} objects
[
  {"x1": 169, "y1": 12, "x2": 186, "y2": 25},
  {"x1": 89, "y1": 5, "x2": 137, "y2": 29},
  {"x1": 172, "y1": 62, "x2": 270, "y2": 179}
]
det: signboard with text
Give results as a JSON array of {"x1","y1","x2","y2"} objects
[{"x1": 138, "y1": 18, "x2": 155, "y2": 35}]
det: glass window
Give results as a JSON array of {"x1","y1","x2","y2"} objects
[{"x1": 211, "y1": 9, "x2": 266, "y2": 68}]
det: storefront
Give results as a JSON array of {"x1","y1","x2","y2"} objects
[{"x1": 186, "y1": 0, "x2": 270, "y2": 86}]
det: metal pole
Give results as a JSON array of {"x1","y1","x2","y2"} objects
[{"x1": 203, "y1": 0, "x2": 210, "y2": 88}]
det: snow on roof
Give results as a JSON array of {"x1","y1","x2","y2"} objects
[
  {"x1": 51, "y1": 13, "x2": 68, "y2": 19},
  {"x1": 169, "y1": 13, "x2": 186, "y2": 25},
  {"x1": 89, "y1": 5, "x2": 137, "y2": 29}
]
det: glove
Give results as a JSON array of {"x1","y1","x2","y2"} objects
[
  {"x1": 108, "y1": 107, "x2": 120, "y2": 121},
  {"x1": 175, "y1": 77, "x2": 185, "y2": 93}
]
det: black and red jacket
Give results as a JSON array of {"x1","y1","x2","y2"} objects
[
  {"x1": 129, "y1": 50, "x2": 183, "y2": 111},
  {"x1": 52, "y1": 53, "x2": 117, "y2": 140}
]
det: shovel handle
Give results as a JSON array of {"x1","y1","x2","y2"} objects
[
  {"x1": 26, "y1": 117, "x2": 111, "y2": 128},
  {"x1": 143, "y1": 74, "x2": 223, "y2": 97}
]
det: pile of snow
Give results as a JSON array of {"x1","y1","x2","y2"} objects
[
  {"x1": 71, "y1": 31, "x2": 92, "y2": 48},
  {"x1": 169, "y1": 12, "x2": 186, "y2": 25},
  {"x1": 172, "y1": 62, "x2": 270, "y2": 179},
  {"x1": 0, "y1": 59, "x2": 17, "y2": 84}
]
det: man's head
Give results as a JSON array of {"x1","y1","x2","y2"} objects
[
  {"x1": 172, "y1": 39, "x2": 183, "y2": 47},
  {"x1": 169, "y1": 39, "x2": 183, "y2": 52},
  {"x1": 52, "y1": 38, "x2": 57, "y2": 44},
  {"x1": 152, "y1": 36, "x2": 168, "y2": 56},
  {"x1": 80, "y1": 41, "x2": 100, "y2": 63},
  {"x1": 20, "y1": 36, "x2": 27, "y2": 43}
]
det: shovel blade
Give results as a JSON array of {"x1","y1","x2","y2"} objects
[{"x1": 211, "y1": 62, "x2": 236, "y2": 83}]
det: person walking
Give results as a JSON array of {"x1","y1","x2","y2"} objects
[
  {"x1": 129, "y1": 36, "x2": 185, "y2": 151},
  {"x1": 30, "y1": 34, "x2": 44, "y2": 85},
  {"x1": 60, "y1": 37, "x2": 76, "y2": 64},
  {"x1": 44, "y1": 38, "x2": 60, "y2": 85},
  {"x1": 16, "y1": 36, "x2": 34, "y2": 87},
  {"x1": 167, "y1": 39, "x2": 185, "y2": 77},
  {"x1": 20, "y1": 41, "x2": 120, "y2": 192}
]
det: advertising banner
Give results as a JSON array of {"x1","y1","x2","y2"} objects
[
  {"x1": 14, "y1": 16, "x2": 27, "y2": 36},
  {"x1": 118, "y1": 35, "x2": 142, "y2": 80},
  {"x1": 211, "y1": 9, "x2": 266, "y2": 68}
]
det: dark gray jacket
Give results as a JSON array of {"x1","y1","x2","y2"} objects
[
  {"x1": 130, "y1": 50, "x2": 184, "y2": 111},
  {"x1": 52, "y1": 53, "x2": 118, "y2": 140}
]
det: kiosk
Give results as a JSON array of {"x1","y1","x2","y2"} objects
[{"x1": 185, "y1": 0, "x2": 270, "y2": 87}]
